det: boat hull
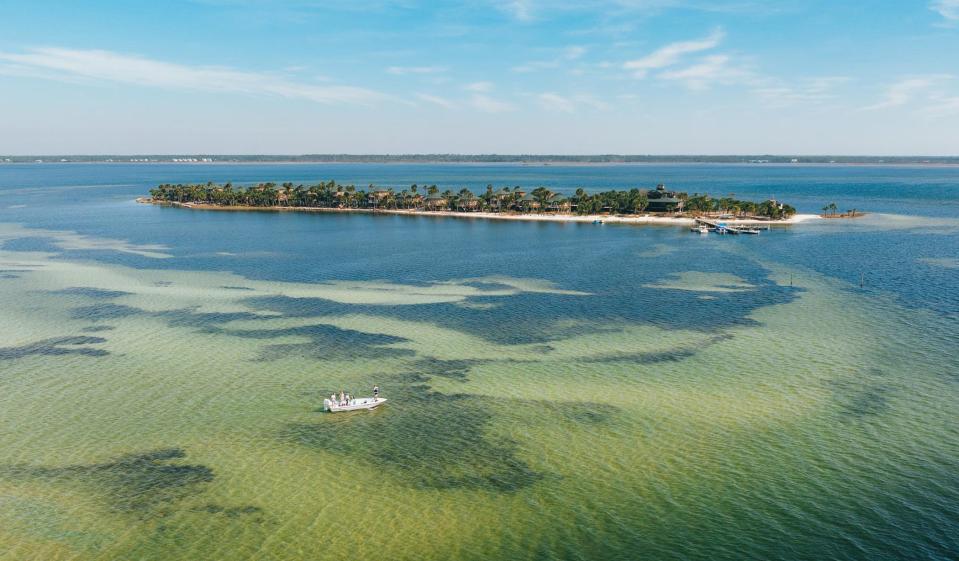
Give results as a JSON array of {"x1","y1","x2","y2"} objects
[{"x1": 323, "y1": 397, "x2": 387, "y2": 412}]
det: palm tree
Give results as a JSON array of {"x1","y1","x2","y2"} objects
[
  {"x1": 531, "y1": 187, "x2": 553, "y2": 212},
  {"x1": 145, "y1": 180, "x2": 798, "y2": 220},
  {"x1": 458, "y1": 188, "x2": 475, "y2": 211},
  {"x1": 629, "y1": 189, "x2": 648, "y2": 213}
]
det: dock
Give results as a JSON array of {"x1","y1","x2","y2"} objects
[{"x1": 694, "y1": 218, "x2": 770, "y2": 235}]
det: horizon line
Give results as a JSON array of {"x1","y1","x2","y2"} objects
[{"x1": 3, "y1": 153, "x2": 959, "y2": 159}]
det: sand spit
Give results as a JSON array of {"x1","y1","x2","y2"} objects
[{"x1": 137, "y1": 199, "x2": 820, "y2": 227}]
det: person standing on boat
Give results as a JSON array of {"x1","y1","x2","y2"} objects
[{"x1": 373, "y1": 385, "x2": 380, "y2": 401}]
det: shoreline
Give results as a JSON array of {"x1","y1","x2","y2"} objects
[
  {"x1": 10, "y1": 161, "x2": 959, "y2": 169},
  {"x1": 137, "y1": 199, "x2": 821, "y2": 226}
]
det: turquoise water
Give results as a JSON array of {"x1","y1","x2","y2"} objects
[{"x1": 0, "y1": 163, "x2": 957, "y2": 560}]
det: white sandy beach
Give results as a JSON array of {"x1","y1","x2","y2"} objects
[
  {"x1": 138, "y1": 199, "x2": 821, "y2": 226},
  {"x1": 397, "y1": 209, "x2": 822, "y2": 226}
]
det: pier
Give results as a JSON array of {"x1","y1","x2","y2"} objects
[{"x1": 694, "y1": 218, "x2": 771, "y2": 235}]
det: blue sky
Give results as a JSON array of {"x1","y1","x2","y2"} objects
[{"x1": 1, "y1": 1, "x2": 958, "y2": 154}]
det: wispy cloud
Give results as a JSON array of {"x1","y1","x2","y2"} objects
[
  {"x1": 862, "y1": 76, "x2": 951, "y2": 110},
  {"x1": 470, "y1": 94, "x2": 515, "y2": 113},
  {"x1": 535, "y1": 92, "x2": 609, "y2": 112},
  {"x1": 930, "y1": 0, "x2": 959, "y2": 22},
  {"x1": 0, "y1": 47, "x2": 385, "y2": 105},
  {"x1": 658, "y1": 54, "x2": 746, "y2": 90},
  {"x1": 415, "y1": 93, "x2": 456, "y2": 108},
  {"x1": 752, "y1": 76, "x2": 850, "y2": 107},
  {"x1": 564, "y1": 46, "x2": 586, "y2": 59},
  {"x1": 465, "y1": 81, "x2": 494, "y2": 92},
  {"x1": 461, "y1": 81, "x2": 513, "y2": 112},
  {"x1": 573, "y1": 94, "x2": 610, "y2": 110},
  {"x1": 498, "y1": 0, "x2": 534, "y2": 21},
  {"x1": 512, "y1": 61, "x2": 555, "y2": 73},
  {"x1": 537, "y1": 93, "x2": 575, "y2": 112},
  {"x1": 623, "y1": 29, "x2": 724, "y2": 78},
  {"x1": 387, "y1": 65, "x2": 447, "y2": 75},
  {"x1": 513, "y1": 45, "x2": 587, "y2": 73},
  {"x1": 926, "y1": 94, "x2": 959, "y2": 115}
]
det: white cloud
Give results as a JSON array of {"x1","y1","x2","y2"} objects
[
  {"x1": 465, "y1": 81, "x2": 494, "y2": 92},
  {"x1": 926, "y1": 96, "x2": 959, "y2": 116},
  {"x1": 498, "y1": 0, "x2": 534, "y2": 21},
  {"x1": 573, "y1": 94, "x2": 610, "y2": 110},
  {"x1": 862, "y1": 75, "x2": 959, "y2": 117},
  {"x1": 512, "y1": 61, "x2": 556, "y2": 73},
  {"x1": 513, "y1": 45, "x2": 587, "y2": 73},
  {"x1": 387, "y1": 65, "x2": 447, "y2": 75},
  {"x1": 931, "y1": 0, "x2": 959, "y2": 22},
  {"x1": 534, "y1": 92, "x2": 609, "y2": 112},
  {"x1": 862, "y1": 76, "x2": 951, "y2": 111},
  {"x1": 564, "y1": 46, "x2": 587, "y2": 60},
  {"x1": 658, "y1": 54, "x2": 745, "y2": 90},
  {"x1": 752, "y1": 76, "x2": 850, "y2": 107},
  {"x1": 460, "y1": 81, "x2": 513, "y2": 112},
  {"x1": 0, "y1": 47, "x2": 384, "y2": 105},
  {"x1": 537, "y1": 93, "x2": 575, "y2": 112},
  {"x1": 624, "y1": 29, "x2": 724, "y2": 78},
  {"x1": 470, "y1": 94, "x2": 514, "y2": 113},
  {"x1": 415, "y1": 93, "x2": 456, "y2": 108},
  {"x1": 926, "y1": 94, "x2": 959, "y2": 115}
]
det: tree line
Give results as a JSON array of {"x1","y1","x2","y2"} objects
[
  {"x1": 683, "y1": 194, "x2": 796, "y2": 219},
  {"x1": 148, "y1": 181, "x2": 796, "y2": 218}
]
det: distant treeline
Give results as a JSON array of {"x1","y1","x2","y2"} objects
[
  {"x1": 148, "y1": 181, "x2": 797, "y2": 218},
  {"x1": 7, "y1": 154, "x2": 959, "y2": 164}
]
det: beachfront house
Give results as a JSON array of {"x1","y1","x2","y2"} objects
[
  {"x1": 458, "y1": 196, "x2": 481, "y2": 211},
  {"x1": 519, "y1": 192, "x2": 540, "y2": 211},
  {"x1": 547, "y1": 197, "x2": 571, "y2": 213},
  {"x1": 646, "y1": 184, "x2": 684, "y2": 212},
  {"x1": 425, "y1": 193, "x2": 448, "y2": 210},
  {"x1": 367, "y1": 189, "x2": 391, "y2": 208},
  {"x1": 491, "y1": 188, "x2": 513, "y2": 211}
]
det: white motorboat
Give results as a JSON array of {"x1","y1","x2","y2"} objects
[{"x1": 323, "y1": 397, "x2": 387, "y2": 412}]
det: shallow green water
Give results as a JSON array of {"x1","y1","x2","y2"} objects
[{"x1": 1, "y1": 164, "x2": 957, "y2": 560}]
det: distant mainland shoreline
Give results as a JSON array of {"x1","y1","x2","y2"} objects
[{"x1": 5, "y1": 154, "x2": 959, "y2": 165}]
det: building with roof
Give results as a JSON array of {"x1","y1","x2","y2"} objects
[
  {"x1": 425, "y1": 193, "x2": 448, "y2": 210},
  {"x1": 518, "y1": 192, "x2": 540, "y2": 210},
  {"x1": 646, "y1": 184, "x2": 684, "y2": 212}
]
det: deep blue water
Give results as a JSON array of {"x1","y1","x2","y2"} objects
[{"x1": 1, "y1": 162, "x2": 957, "y2": 324}]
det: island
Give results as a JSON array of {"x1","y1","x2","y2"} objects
[{"x1": 143, "y1": 181, "x2": 814, "y2": 225}]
